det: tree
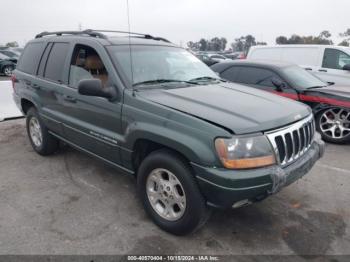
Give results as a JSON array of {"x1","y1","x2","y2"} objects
[
  {"x1": 339, "y1": 29, "x2": 350, "y2": 47},
  {"x1": 275, "y1": 31, "x2": 333, "y2": 45},
  {"x1": 276, "y1": 36, "x2": 288, "y2": 45},
  {"x1": 5, "y1": 41, "x2": 19, "y2": 47},
  {"x1": 220, "y1": 37, "x2": 227, "y2": 51},
  {"x1": 338, "y1": 40, "x2": 349, "y2": 47},
  {"x1": 187, "y1": 37, "x2": 228, "y2": 52},
  {"x1": 231, "y1": 35, "x2": 257, "y2": 53},
  {"x1": 319, "y1": 30, "x2": 331, "y2": 39},
  {"x1": 339, "y1": 28, "x2": 350, "y2": 38}
]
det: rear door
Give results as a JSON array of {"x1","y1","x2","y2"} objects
[
  {"x1": 35, "y1": 41, "x2": 70, "y2": 135},
  {"x1": 314, "y1": 47, "x2": 350, "y2": 85}
]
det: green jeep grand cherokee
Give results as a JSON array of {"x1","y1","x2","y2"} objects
[{"x1": 12, "y1": 30, "x2": 325, "y2": 235}]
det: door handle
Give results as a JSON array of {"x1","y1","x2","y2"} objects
[
  {"x1": 319, "y1": 69, "x2": 327, "y2": 72},
  {"x1": 305, "y1": 68, "x2": 312, "y2": 71},
  {"x1": 63, "y1": 95, "x2": 77, "y2": 103}
]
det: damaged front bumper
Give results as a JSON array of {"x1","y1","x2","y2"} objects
[{"x1": 192, "y1": 133, "x2": 325, "y2": 209}]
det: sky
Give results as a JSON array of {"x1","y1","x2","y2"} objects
[{"x1": 1, "y1": 0, "x2": 349, "y2": 47}]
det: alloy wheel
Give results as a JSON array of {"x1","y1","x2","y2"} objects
[
  {"x1": 146, "y1": 168, "x2": 186, "y2": 221},
  {"x1": 319, "y1": 108, "x2": 350, "y2": 139},
  {"x1": 29, "y1": 117, "x2": 43, "y2": 147}
]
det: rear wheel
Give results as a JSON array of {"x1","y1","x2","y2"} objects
[
  {"x1": 26, "y1": 107, "x2": 59, "y2": 155},
  {"x1": 137, "y1": 149, "x2": 210, "y2": 235},
  {"x1": 3, "y1": 65, "x2": 14, "y2": 76},
  {"x1": 316, "y1": 108, "x2": 350, "y2": 144}
]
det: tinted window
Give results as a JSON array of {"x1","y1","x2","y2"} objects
[
  {"x1": 322, "y1": 48, "x2": 350, "y2": 69},
  {"x1": 236, "y1": 67, "x2": 281, "y2": 87},
  {"x1": 37, "y1": 43, "x2": 53, "y2": 77},
  {"x1": 221, "y1": 66, "x2": 241, "y2": 82},
  {"x1": 44, "y1": 43, "x2": 69, "y2": 82},
  {"x1": 283, "y1": 65, "x2": 327, "y2": 89},
  {"x1": 17, "y1": 42, "x2": 45, "y2": 74}
]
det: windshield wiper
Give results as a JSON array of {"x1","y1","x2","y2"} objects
[
  {"x1": 133, "y1": 79, "x2": 198, "y2": 87},
  {"x1": 189, "y1": 76, "x2": 224, "y2": 83}
]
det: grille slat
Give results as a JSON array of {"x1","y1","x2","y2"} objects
[{"x1": 268, "y1": 115, "x2": 315, "y2": 167}]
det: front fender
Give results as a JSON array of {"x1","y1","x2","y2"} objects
[{"x1": 123, "y1": 121, "x2": 219, "y2": 166}]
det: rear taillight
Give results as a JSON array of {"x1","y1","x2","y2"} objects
[{"x1": 11, "y1": 74, "x2": 16, "y2": 90}]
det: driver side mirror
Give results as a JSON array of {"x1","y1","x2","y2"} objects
[
  {"x1": 342, "y1": 64, "x2": 350, "y2": 71},
  {"x1": 271, "y1": 77, "x2": 286, "y2": 91},
  {"x1": 78, "y1": 79, "x2": 117, "y2": 101}
]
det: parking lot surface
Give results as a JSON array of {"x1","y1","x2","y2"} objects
[{"x1": 0, "y1": 119, "x2": 349, "y2": 256}]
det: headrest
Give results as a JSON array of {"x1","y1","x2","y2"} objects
[{"x1": 85, "y1": 55, "x2": 104, "y2": 70}]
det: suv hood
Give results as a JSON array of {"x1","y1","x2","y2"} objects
[{"x1": 138, "y1": 82, "x2": 310, "y2": 134}]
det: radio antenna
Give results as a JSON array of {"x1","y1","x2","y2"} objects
[{"x1": 126, "y1": 0, "x2": 135, "y2": 93}]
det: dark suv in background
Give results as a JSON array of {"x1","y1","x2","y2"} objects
[{"x1": 12, "y1": 30, "x2": 324, "y2": 235}]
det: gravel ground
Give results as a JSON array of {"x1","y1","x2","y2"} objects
[{"x1": 0, "y1": 119, "x2": 349, "y2": 257}]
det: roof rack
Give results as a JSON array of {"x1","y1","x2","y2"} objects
[
  {"x1": 35, "y1": 29, "x2": 171, "y2": 43},
  {"x1": 35, "y1": 30, "x2": 106, "y2": 39}
]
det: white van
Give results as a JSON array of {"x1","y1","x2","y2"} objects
[{"x1": 247, "y1": 45, "x2": 350, "y2": 86}]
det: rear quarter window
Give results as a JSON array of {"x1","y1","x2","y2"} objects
[{"x1": 16, "y1": 42, "x2": 45, "y2": 75}]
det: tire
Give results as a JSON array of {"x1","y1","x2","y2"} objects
[
  {"x1": 137, "y1": 149, "x2": 210, "y2": 235},
  {"x1": 26, "y1": 107, "x2": 59, "y2": 155},
  {"x1": 316, "y1": 108, "x2": 350, "y2": 144},
  {"x1": 3, "y1": 65, "x2": 14, "y2": 76}
]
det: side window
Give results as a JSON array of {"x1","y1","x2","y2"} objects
[
  {"x1": 69, "y1": 44, "x2": 109, "y2": 88},
  {"x1": 322, "y1": 48, "x2": 350, "y2": 70},
  {"x1": 221, "y1": 66, "x2": 241, "y2": 82},
  {"x1": 44, "y1": 43, "x2": 69, "y2": 82},
  {"x1": 235, "y1": 67, "x2": 282, "y2": 88},
  {"x1": 16, "y1": 42, "x2": 45, "y2": 74},
  {"x1": 37, "y1": 43, "x2": 53, "y2": 77}
]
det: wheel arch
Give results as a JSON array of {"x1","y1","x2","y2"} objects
[{"x1": 20, "y1": 98, "x2": 37, "y2": 115}]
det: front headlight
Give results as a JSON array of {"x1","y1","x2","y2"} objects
[{"x1": 215, "y1": 135, "x2": 276, "y2": 169}]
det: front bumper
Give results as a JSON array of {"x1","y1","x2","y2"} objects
[{"x1": 192, "y1": 133, "x2": 325, "y2": 209}]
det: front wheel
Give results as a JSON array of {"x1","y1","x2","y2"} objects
[
  {"x1": 137, "y1": 149, "x2": 210, "y2": 235},
  {"x1": 316, "y1": 108, "x2": 350, "y2": 144}
]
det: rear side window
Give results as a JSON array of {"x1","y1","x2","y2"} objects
[
  {"x1": 235, "y1": 67, "x2": 280, "y2": 87},
  {"x1": 44, "y1": 43, "x2": 69, "y2": 82},
  {"x1": 221, "y1": 66, "x2": 241, "y2": 82},
  {"x1": 17, "y1": 42, "x2": 45, "y2": 74}
]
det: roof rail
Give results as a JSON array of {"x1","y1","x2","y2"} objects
[
  {"x1": 35, "y1": 29, "x2": 171, "y2": 43},
  {"x1": 35, "y1": 30, "x2": 107, "y2": 39},
  {"x1": 87, "y1": 29, "x2": 171, "y2": 43}
]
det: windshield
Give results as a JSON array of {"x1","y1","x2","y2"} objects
[
  {"x1": 107, "y1": 45, "x2": 218, "y2": 86},
  {"x1": 282, "y1": 65, "x2": 327, "y2": 89}
]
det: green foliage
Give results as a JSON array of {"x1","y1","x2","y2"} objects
[
  {"x1": 338, "y1": 40, "x2": 349, "y2": 47},
  {"x1": 187, "y1": 37, "x2": 228, "y2": 51},
  {"x1": 275, "y1": 31, "x2": 333, "y2": 45}
]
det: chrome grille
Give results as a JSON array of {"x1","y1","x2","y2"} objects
[{"x1": 266, "y1": 115, "x2": 315, "y2": 166}]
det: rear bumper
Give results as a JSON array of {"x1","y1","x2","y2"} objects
[{"x1": 192, "y1": 133, "x2": 325, "y2": 209}]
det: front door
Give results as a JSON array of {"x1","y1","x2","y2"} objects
[
  {"x1": 54, "y1": 42, "x2": 124, "y2": 166},
  {"x1": 314, "y1": 48, "x2": 350, "y2": 86}
]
